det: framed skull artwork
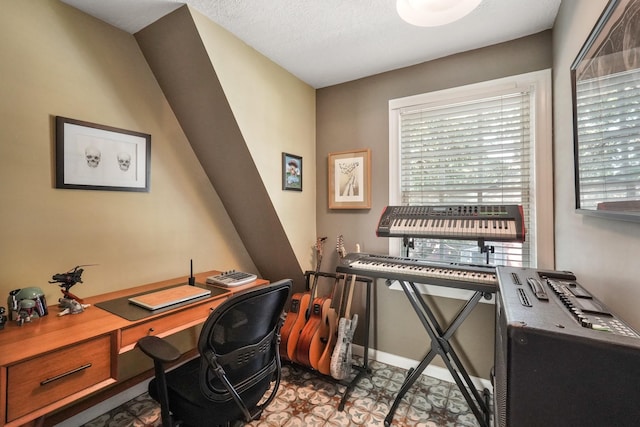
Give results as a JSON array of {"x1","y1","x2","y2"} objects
[{"x1": 55, "y1": 116, "x2": 151, "y2": 192}]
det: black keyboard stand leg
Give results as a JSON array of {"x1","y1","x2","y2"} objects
[
  {"x1": 439, "y1": 347, "x2": 489, "y2": 427},
  {"x1": 384, "y1": 349, "x2": 437, "y2": 426},
  {"x1": 384, "y1": 281, "x2": 490, "y2": 427},
  {"x1": 483, "y1": 387, "x2": 492, "y2": 427},
  {"x1": 411, "y1": 284, "x2": 490, "y2": 425},
  {"x1": 417, "y1": 291, "x2": 490, "y2": 424}
]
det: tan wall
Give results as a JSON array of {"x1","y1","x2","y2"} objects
[
  {"x1": 0, "y1": 0, "x2": 252, "y2": 301},
  {"x1": 316, "y1": 31, "x2": 553, "y2": 378},
  {"x1": 0, "y1": 0, "x2": 316, "y2": 301},
  {"x1": 0, "y1": 0, "x2": 315, "y2": 379},
  {"x1": 553, "y1": 0, "x2": 640, "y2": 328},
  {"x1": 190, "y1": 9, "x2": 317, "y2": 270}
]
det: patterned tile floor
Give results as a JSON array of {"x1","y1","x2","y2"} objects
[{"x1": 82, "y1": 357, "x2": 489, "y2": 427}]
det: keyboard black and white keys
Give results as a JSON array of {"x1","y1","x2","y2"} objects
[
  {"x1": 337, "y1": 252, "x2": 497, "y2": 293},
  {"x1": 376, "y1": 205, "x2": 525, "y2": 243}
]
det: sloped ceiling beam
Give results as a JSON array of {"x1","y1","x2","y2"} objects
[{"x1": 135, "y1": 5, "x2": 305, "y2": 290}]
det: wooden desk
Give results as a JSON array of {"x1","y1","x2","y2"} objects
[{"x1": 0, "y1": 271, "x2": 267, "y2": 427}]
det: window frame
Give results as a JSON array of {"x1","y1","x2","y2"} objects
[{"x1": 388, "y1": 70, "x2": 554, "y2": 300}]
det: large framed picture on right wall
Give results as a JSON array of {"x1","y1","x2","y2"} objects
[{"x1": 571, "y1": 0, "x2": 640, "y2": 222}]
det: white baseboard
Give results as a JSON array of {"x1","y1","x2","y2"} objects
[
  {"x1": 53, "y1": 347, "x2": 491, "y2": 426},
  {"x1": 352, "y1": 344, "x2": 493, "y2": 392}
]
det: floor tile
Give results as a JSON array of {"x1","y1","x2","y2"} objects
[{"x1": 81, "y1": 357, "x2": 488, "y2": 427}]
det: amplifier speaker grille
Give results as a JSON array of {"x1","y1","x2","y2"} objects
[
  {"x1": 494, "y1": 307, "x2": 640, "y2": 426},
  {"x1": 494, "y1": 302, "x2": 507, "y2": 427}
]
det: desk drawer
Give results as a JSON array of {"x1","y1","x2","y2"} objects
[
  {"x1": 120, "y1": 299, "x2": 225, "y2": 351},
  {"x1": 7, "y1": 335, "x2": 112, "y2": 422}
]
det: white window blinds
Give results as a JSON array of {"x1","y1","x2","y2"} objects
[
  {"x1": 397, "y1": 90, "x2": 533, "y2": 267},
  {"x1": 574, "y1": 68, "x2": 640, "y2": 210}
]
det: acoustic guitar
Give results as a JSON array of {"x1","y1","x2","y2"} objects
[
  {"x1": 317, "y1": 238, "x2": 347, "y2": 375},
  {"x1": 280, "y1": 237, "x2": 325, "y2": 361},
  {"x1": 316, "y1": 298, "x2": 338, "y2": 375},
  {"x1": 279, "y1": 291, "x2": 311, "y2": 361},
  {"x1": 293, "y1": 238, "x2": 327, "y2": 366},
  {"x1": 295, "y1": 290, "x2": 329, "y2": 367},
  {"x1": 331, "y1": 272, "x2": 358, "y2": 380},
  {"x1": 306, "y1": 276, "x2": 339, "y2": 370}
]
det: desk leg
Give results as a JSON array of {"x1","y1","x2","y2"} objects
[{"x1": 383, "y1": 281, "x2": 489, "y2": 427}]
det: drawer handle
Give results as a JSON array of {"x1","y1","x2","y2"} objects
[{"x1": 40, "y1": 363, "x2": 92, "y2": 386}]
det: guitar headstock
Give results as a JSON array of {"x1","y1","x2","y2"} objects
[
  {"x1": 336, "y1": 235, "x2": 347, "y2": 259},
  {"x1": 314, "y1": 237, "x2": 327, "y2": 268}
]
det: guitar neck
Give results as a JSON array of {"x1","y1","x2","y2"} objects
[
  {"x1": 314, "y1": 237, "x2": 327, "y2": 271},
  {"x1": 344, "y1": 274, "x2": 357, "y2": 319},
  {"x1": 306, "y1": 237, "x2": 327, "y2": 318},
  {"x1": 335, "y1": 275, "x2": 347, "y2": 318},
  {"x1": 327, "y1": 276, "x2": 340, "y2": 308},
  {"x1": 336, "y1": 234, "x2": 346, "y2": 259}
]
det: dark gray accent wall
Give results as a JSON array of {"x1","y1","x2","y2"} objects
[
  {"x1": 316, "y1": 31, "x2": 553, "y2": 378},
  {"x1": 135, "y1": 6, "x2": 304, "y2": 290},
  {"x1": 316, "y1": 31, "x2": 554, "y2": 263}
]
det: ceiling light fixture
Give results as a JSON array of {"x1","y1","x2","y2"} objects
[{"x1": 396, "y1": 0, "x2": 482, "y2": 27}]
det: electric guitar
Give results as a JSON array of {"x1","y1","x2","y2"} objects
[{"x1": 330, "y1": 272, "x2": 358, "y2": 380}]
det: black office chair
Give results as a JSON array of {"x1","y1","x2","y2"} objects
[{"x1": 137, "y1": 279, "x2": 292, "y2": 427}]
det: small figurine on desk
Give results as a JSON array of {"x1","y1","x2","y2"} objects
[
  {"x1": 58, "y1": 297, "x2": 90, "y2": 316},
  {"x1": 49, "y1": 265, "x2": 96, "y2": 316},
  {"x1": 8, "y1": 291, "x2": 35, "y2": 327},
  {"x1": 0, "y1": 307, "x2": 7, "y2": 330},
  {"x1": 49, "y1": 265, "x2": 94, "y2": 302},
  {"x1": 7, "y1": 288, "x2": 49, "y2": 326}
]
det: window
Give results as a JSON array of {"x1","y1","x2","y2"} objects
[{"x1": 389, "y1": 70, "x2": 554, "y2": 277}]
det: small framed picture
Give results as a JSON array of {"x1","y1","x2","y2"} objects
[
  {"x1": 328, "y1": 148, "x2": 371, "y2": 209},
  {"x1": 282, "y1": 152, "x2": 303, "y2": 191},
  {"x1": 55, "y1": 116, "x2": 151, "y2": 192}
]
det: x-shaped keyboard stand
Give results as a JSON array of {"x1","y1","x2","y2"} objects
[{"x1": 384, "y1": 280, "x2": 492, "y2": 427}]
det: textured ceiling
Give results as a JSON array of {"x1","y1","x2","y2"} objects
[{"x1": 60, "y1": 0, "x2": 562, "y2": 88}]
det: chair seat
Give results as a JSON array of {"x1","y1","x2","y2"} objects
[{"x1": 148, "y1": 357, "x2": 272, "y2": 427}]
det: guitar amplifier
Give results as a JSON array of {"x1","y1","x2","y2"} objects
[{"x1": 494, "y1": 266, "x2": 640, "y2": 427}]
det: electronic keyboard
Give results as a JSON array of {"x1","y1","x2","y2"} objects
[
  {"x1": 336, "y1": 252, "x2": 497, "y2": 293},
  {"x1": 376, "y1": 205, "x2": 525, "y2": 243}
]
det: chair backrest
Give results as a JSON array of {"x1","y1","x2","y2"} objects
[{"x1": 197, "y1": 279, "x2": 291, "y2": 406}]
